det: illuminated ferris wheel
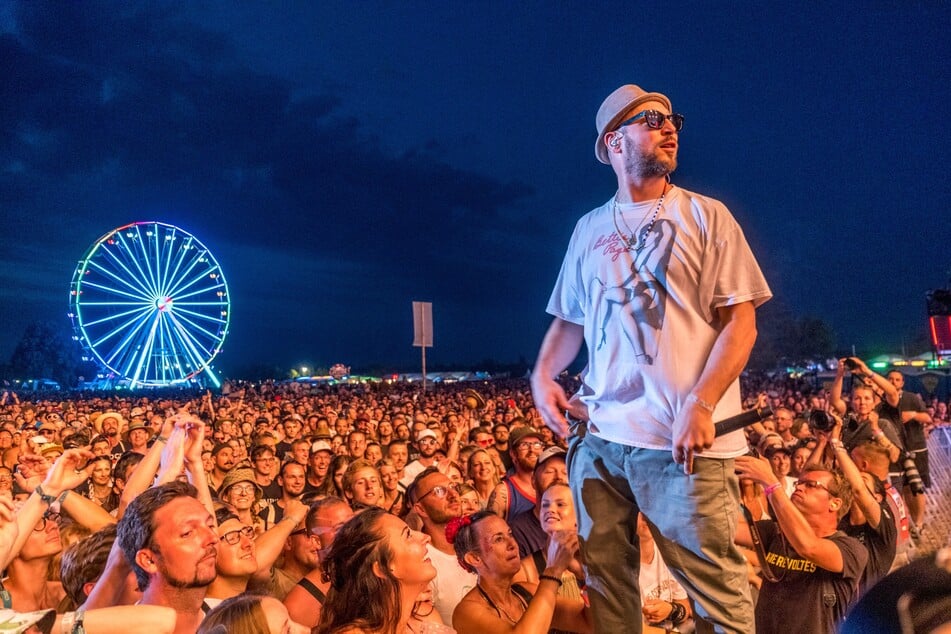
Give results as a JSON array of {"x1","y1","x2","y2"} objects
[{"x1": 69, "y1": 221, "x2": 230, "y2": 388}]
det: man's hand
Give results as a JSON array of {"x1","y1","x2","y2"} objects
[
  {"x1": 641, "y1": 598, "x2": 674, "y2": 624},
  {"x1": 41, "y1": 448, "x2": 94, "y2": 497},
  {"x1": 283, "y1": 498, "x2": 308, "y2": 526},
  {"x1": 182, "y1": 416, "x2": 206, "y2": 467},
  {"x1": 530, "y1": 375, "x2": 571, "y2": 439},
  {"x1": 672, "y1": 401, "x2": 715, "y2": 474},
  {"x1": 734, "y1": 455, "x2": 780, "y2": 488}
]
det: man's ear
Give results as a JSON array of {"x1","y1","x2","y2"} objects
[{"x1": 135, "y1": 548, "x2": 159, "y2": 575}]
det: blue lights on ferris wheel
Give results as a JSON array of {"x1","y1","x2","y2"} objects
[{"x1": 69, "y1": 221, "x2": 230, "y2": 388}]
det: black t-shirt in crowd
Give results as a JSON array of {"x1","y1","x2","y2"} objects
[
  {"x1": 754, "y1": 520, "x2": 868, "y2": 634},
  {"x1": 840, "y1": 498, "x2": 897, "y2": 590}
]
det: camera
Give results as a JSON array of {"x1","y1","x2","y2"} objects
[
  {"x1": 809, "y1": 410, "x2": 836, "y2": 433},
  {"x1": 902, "y1": 452, "x2": 925, "y2": 495},
  {"x1": 842, "y1": 357, "x2": 860, "y2": 370}
]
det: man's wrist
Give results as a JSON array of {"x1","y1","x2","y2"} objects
[
  {"x1": 38, "y1": 481, "x2": 64, "y2": 499},
  {"x1": 687, "y1": 393, "x2": 716, "y2": 413},
  {"x1": 763, "y1": 481, "x2": 782, "y2": 497}
]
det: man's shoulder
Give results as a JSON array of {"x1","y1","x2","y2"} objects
[{"x1": 829, "y1": 530, "x2": 870, "y2": 566}]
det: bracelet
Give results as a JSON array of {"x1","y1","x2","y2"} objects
[
  {"x1": 539, "y1": 573, "x2": 563, "y2": 586},
  {"x1": 871, "y1": 429, "x2": 884, "y2": 440},
  {"x1": 687, "y1": 393, "x2": 716, "y2": 413},
  {"x1": 155, "y1": 435, "x2": 169, "y2": 443},
  {"x1": 668, "y1": 601, "x2": 688, "y2": 624},
  {"x1": 35, "y1": 484, "x2": 55, "y2": 506},
  {"x1": 763, "y1": 482, "x2": 782, "y2": 497},
  {"x1": 61, "y1": 611, "x2": 75, "y2": 634}
]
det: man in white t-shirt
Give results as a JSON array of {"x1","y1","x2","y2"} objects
[
  {"x1": 531, "y1": 83, "x2": 772, "y2": 633},
  {"x1": 407, "y1": 467, "x2": 476, "y2": 624}
]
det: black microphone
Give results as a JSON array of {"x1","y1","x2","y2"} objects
[{"x1": 714, "y1": 405, "x2": 773, "y2": 437}]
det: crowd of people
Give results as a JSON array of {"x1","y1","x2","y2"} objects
[{"x1": 0, "y1": 366, "x2": 947, "y2": 633}]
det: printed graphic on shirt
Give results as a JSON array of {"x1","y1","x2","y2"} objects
[{"x1": 591, "y1": 219, "x2": 675, "y2": 365}]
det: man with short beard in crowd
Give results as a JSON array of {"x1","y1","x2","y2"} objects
[
  {"x1": 509, "y1": 446, "x2": 568, "y2": 559},
  {"x1": 207, "y1": 443, "x2": 235, "y2": 497},
  {"x1": 259, "y1": 461, "x2": 306, "y2": 528},
  {"x1": 408, "y1": 467, "x2": 476, "y2": 625},
  {"x1": 95, "y1": 412, "x2": 125, "y2": 457},
  {"x1": 115, "y1": 481, "x2": 218, "y2": 634},
  {"x1": 488, "y1": 426, "x2": 543, "y2": 521}
]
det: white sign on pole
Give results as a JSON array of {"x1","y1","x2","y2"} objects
[{"x1": 412, "y1": 301, "x2": 433, "y2": 348}]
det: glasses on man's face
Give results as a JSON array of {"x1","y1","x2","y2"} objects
[
  {"x1": 229, "y1": 484, "x2": 255, "y2": 495},
  {"x1": 795, "y1": 479, "x2": 834, "y2": 495},
  {"x1": 517, "y1": 441, "x2": 544, "y2": 452},
  {"x1": 220, "y1": 525, "x2": 255, "y2": 545},
  {"x1": 477, "y1": 438, "x2": 494, "y2": 447},
  {"x1": 617, "y1": 109, "x2": 685, "y2": 132},
  {"x1": 419, "y1": 438, "x2": 438, "y2": 446},
  {"x1": 419, "y1": 482, "x2": 460, "y2": 502},
  {"x1": 34, "y1": 511, "x2": 61, "y2": 532}
]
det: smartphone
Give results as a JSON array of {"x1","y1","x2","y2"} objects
[{"x1": 32, "y1": 435, "x2": 49, "y2": 444}]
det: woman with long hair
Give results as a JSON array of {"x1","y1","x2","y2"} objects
[
  {"x1": 450, "y1": 511, "x2": 591, "y2": 633},
  {"x1": 465, "y1": 449, "x2": 499, "y2": 510},
  {"x1": 329, "y1": 454, "x2": 352, "y2": 499},
  {"x1": 316, "y1": 507, "x2": 439, "y2": 634},
  {"x1": 378, "y1": 458, "x2": 405, "y2": 515}
]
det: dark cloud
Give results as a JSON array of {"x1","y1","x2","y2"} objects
[{"x1": 0, "y1": 2, "x2": 543, "y2": 370}]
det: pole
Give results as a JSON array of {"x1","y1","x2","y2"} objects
[{"x1": 421, "y1": 344, "x2": 427, "y2": 394}]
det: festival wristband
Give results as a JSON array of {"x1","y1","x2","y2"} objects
[
  {"x1": 539, "y1": 574, "x2": 563, "y2": 586},
  {"x1": 763, "y1": 482, "x2": 782, "y2": 497}
]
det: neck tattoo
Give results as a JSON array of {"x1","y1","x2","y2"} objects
[{"x1": 612, "y1": 183, "x2": 669, "y2": 252}]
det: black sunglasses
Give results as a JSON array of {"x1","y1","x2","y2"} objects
[{"x1": 617, "y1": 109, "x2": 685, "y2": 132}]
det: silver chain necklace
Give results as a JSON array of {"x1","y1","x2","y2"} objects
[{"x1": 612, "y1": 183, "x2": 668, "y2": 253}]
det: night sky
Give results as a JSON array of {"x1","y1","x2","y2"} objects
[{"x1": 1, "y1": 2, "x2": 949, "y2": 375}]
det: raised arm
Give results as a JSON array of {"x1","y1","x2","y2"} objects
[
  {"x1": 829, "y1": 431, "x2": 881, "y2": 528},
  {"x1": 829, "y1": 360, "x2": 848, "y2": 415},
  {"x1": 852, "y1": 358, "x2": 899, "y2": 408},
  {"x1": 735, "y1": 455, "x2": 846, "y2": 572},
  {"x1": 117, "y1": 416, "x2": 177, "y2": 519}
]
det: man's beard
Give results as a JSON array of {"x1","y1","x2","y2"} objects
[
  {"x1": 160, "y1": 558, "x2": 216, "y2": 589},
  {"x1": 624, "y1": 143, "x2": 676, "y2": 179}
]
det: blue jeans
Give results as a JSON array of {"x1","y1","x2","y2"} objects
[{"x1": 567, "y1": 431, "x2": 754, "y2": 634}]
